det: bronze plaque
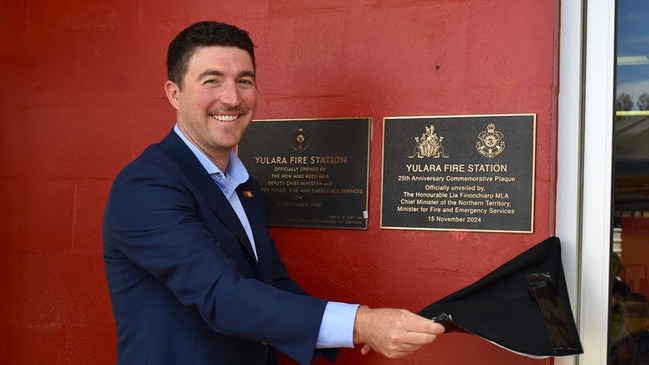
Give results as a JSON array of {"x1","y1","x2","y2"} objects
[
  {"x1": 237, "y1": 118, "x2": 371, "y2": 229},
  {"x1": 381, "y1": 114, "x2": 536, "y2": 233}
]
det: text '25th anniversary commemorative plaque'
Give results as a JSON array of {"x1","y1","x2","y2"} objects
[
  {"x1": 381, "y1": 114, "x2": 536, "y2": 233},
  {"x1": 237, "y1": 118, "x2": 370, "y2": 229}
]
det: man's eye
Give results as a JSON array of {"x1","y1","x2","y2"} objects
[{"x1": 238, "y1": 79, "x2": 255, "y2": 87}]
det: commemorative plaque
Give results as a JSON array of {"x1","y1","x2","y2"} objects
[
  {"x1": 381, "y1": 114, "x2": 536, "y2": 233},
  {"x1": 237, "y1": 118, "x2": 370, "y2": 229}
]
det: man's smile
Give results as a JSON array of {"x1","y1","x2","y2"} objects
[{"x1": 210, "y1": 114, "x2": 240, "y2": 122}]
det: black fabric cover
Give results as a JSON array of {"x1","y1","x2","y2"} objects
[{"x1": 418, "y1": 236, "x2": 583, "y2": 358}]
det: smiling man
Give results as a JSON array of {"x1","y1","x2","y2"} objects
[
  {"x1": 103, "y1": 21, "x2": 443, "y2": 365},
  {"x1": 165, "y1": 44, "x2": 257, "y2": 172}
]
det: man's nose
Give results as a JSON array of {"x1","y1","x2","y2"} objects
[{"x1": 219, "y1": 82, "x2": 241, "y2": 106}]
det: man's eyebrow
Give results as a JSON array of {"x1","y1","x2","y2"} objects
[
  {"x1": 196, "y1": 70, "x2": 224, "y2": 80},
  {"x1": 239, "y1": 70, "x2": 256, "y2": 79},
  {"x1": 196, "y1": 69, "x2": 255, "y2": 80}
]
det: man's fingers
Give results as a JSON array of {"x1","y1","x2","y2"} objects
[
  {"x1": 405, "y1": 317, "x2": 446, "y2": 335},
  {"x1": 354, "y1": 307, "x2": 445, "y2": 359},
  {"x1": 402, "y1": 330, "x2": 441, "y2": 346},
  {"x1": 360, "y1": 344, "x2": 372, "y2": 355}
]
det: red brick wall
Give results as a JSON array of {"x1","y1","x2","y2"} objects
[{"x1": 0, "y1": 1, "x2": 559, "y2": 364}]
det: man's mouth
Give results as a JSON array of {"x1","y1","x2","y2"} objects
[{"x1": 210, "y1": 114, "x2": 240, "y2": 122}]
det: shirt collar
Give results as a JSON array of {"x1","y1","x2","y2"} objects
[{"x1": 173, "y1": 124, "x2": 249, "y2": 185}]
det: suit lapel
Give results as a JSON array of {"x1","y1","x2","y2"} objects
[
  {"x1": 236, "y1": 181, "x2": 273, "y2": 281},
  {"x1": 158, "y1": 131, "x2": 258, "y2": 262}
]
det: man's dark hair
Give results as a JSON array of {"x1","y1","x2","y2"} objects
[{"x1": 167, "y1": 21, "x2": 256, "y2": 87}]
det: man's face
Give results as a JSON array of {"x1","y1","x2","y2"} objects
[
  {"x1": 622, "y1": 300, "x2": 649, "y2": 333},
  {"x1": 165, "y1": 46, "x2": 257, "y2": 160}
]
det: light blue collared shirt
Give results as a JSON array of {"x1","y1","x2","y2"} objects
[
  {"x1": 173, "y1": 125, "x2": 258, "y2": 260},
  {"x1": 173, "y1": 125, "x2": 357, "y2": 348}
]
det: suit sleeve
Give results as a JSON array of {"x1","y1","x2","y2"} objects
[{"x1": 104, "y1": 160, "x2": 330, "y2": 365}]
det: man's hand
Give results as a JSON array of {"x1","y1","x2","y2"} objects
[{"x1": 352, "y1": 306, "x2": 444, "y2": 358}]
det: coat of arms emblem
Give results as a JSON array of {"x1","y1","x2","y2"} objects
[
  {"x1": 476, "y1": 123, "x2": 505, "y2": 158},
  {"x1": 409, "y1": 124, "x2": 449, "y2": 159},
  {"x1": 291, "y1": 126, "x2": 310, "y2": 153}
]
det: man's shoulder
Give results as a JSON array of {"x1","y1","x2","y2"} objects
[
  {"x1": 118, "y1": 131, "x2": 184, "y2": 173},
  {"x1": 117, "y1": 143, "x2": 170, "y2": 174}
]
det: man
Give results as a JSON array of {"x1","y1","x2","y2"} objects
[
  {"x1": 611, "y1": 292, "x2": 649, "y2": 364},
  {"x1": 103, "y1": 21, "x2": 444, "y2": 365}
]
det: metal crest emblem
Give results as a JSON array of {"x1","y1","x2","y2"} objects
[
  {"x1": 291, "y1": 126, "x2": 310, "y2": 153},
  {"x1": 408, "y1": 124, "x2": 449, "y2": 159},
  {"x1": 476, "y1": 123, "x2": 505, "y2": 158}
]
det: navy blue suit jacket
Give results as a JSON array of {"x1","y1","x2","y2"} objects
[{"x1": 103, "y1": 130, "x2": 337, "y2": 365}]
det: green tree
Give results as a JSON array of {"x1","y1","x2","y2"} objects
[
  {"x1": 616, "y1": 93, "x2": 634, "y2": 111},
  {"x1": 637, "y1": 93, "x2": 649, "y2": 110}
]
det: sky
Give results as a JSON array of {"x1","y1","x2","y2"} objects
[{"x1": 616, "y1": 0, "x2": 649, "y2": 107}]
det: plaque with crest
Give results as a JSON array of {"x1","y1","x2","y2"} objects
[
  {"x1": 381, "y1": 114, "x2": 536, "y2": 232},
  {"x1": 237, "y1": 118, "x2": 371, "y2": 229}
]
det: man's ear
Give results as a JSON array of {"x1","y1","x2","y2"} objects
[{"x1": 164, "y1": 80, "x2": 180, "y2": 110}]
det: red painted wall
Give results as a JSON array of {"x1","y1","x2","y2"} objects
[
  {"x1": 620, "y1": 217, "x2": 649, "y2": 298},
  {"x1": 0, "y1": 1, "x2": 559, "y2": 364}
]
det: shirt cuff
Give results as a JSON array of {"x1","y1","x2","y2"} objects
[{"x1": 316, "y1": 302, "x2": 359, "y2": 349}]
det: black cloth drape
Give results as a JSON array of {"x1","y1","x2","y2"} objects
[{"x1": 419, "y1": 236, "x2": 583, "y2": 358}]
